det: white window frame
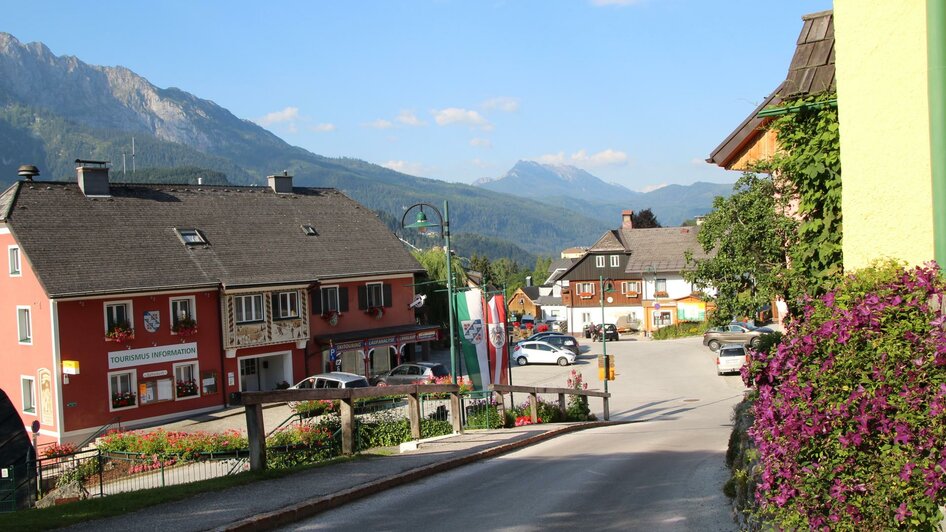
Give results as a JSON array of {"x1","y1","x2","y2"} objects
[
  {"x1": 595, "y1": 255, "x2": 605, "y2": 268},
  {"x1": 653, "y1": 310, "x2": 673, "y2": 328},
  {"x1": 234, "y1": 294, "x2": 264, "y2": 323},
  {"x1": 366, "y1": 282, "x2": 384, "y2": 307},
  {"x1": 104, "y1": 300, "x2": 133, "y2": 332},
  {"x1": 21, "y1": 375, "x2": 36, "y2": 415},
  {"x1": 622, "y1": 281, "x2": 641, "y2": 295},
  {"x1": 170, "y1": 296, "x2": 196, "y2": 332},
  {"x1": 610, "y1": 255, "x2": 620, "y2": 267},
  {"x1": 8, "y1": 245, "x2": 21, "y2": 277},
  {"x1": 176, "y1": 228, "x2": 207, "y2": 245},
  {"x1": 275, "y1": 291, "x2": 300, "y2": 319},
  {"x1": 578, "y1": 282, "x2": 595, "y2": 295},
  {"x1": 321, "y1": 286, "x2": 339, "y2": 313},
  {"x1": 108, "y1": 370, "x2": 138, "y2": 412},
  {"x1": 173, "y1": 361, "x2": 201, "y2": 400},
  {"x1": 655, "y1": 278, "x2": 668, "y2": 295},
  {"x1": 17, "y1": 306, "x2": 32, "y2": 345}
]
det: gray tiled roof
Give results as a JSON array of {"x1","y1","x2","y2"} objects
[
  {"x1": 520, "y1": 286, "x2": 541, "y2": 301},
  {"x1": 548, "y1": 258, "x2": 574, "y2": 273},
  {"x1": 620, "y1": 227, "x2": 712, "y2": 274},
  {"x1": 3, "y1": 182, "x2": 423, "y2": 297},
  {"x1": 590, "y1": 230, "x2": 624, "y2": 252},
  {"x1": 535, "y1": 295, "x2": 561, "y2": 306}
]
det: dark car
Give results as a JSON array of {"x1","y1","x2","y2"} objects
[
  {"x1": 703, "y1": 323, "x2": 774, "y2": 351},
  {"x1": 592, "y1": 323, "x2": 619, "y2": 342},
  {"x1": 371, "y1": 362, "x2": 450, "y2": 386}
]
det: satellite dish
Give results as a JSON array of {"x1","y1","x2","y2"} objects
[{"x1": 408, "y1": 294, "x2": 427, "y2": 310}]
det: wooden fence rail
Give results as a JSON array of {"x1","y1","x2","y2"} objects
[{"x1": 241, "y1": 384, "x2": 610, "y2": 471}]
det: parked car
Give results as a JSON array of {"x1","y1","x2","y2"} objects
[
  {"x1": 539, "y1": 334, "x2": 580, "y2": 355},
  {"x1": 702, "y1": 323, "x2": 775, "y2": 351},
  {"x1": 289, "y1": 372, "x2": 369, "y2": 390},
  {"x1": 592, "y1": 323, "x2": 619, "y2": 342},
  {"x1": 716, "y1": 344, "x2": 749, "y2": 375},
  {"x1": 371, "y1": 362, "x2": 450, "y2": 386},
  {"x1": 520, "y1": 331, "x2": 566, "y2": 343},
  {"x1": 512, "y1": 340, "x2": 576, "y2": 366}
]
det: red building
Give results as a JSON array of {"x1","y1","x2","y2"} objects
[{"x1": 0, "y1": 162, "x2": 437, "y2": 444}]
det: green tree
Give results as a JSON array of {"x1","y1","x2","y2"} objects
[
  {"x1": 531, "y1": 256, "x2": 552, "y2": 287},
  {"x1": 411, "y1": 248, "x2": 468, "y2": 327},
  {"x1": 685, "y1": 172, "x2": 796, "y2": 324},
  {"x1": 632, "y1": 208, "x2": 662, "y2": 228}
]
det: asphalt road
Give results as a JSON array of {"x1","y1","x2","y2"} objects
[{"x1": 282, "y1": 336, "x2": 747, "y2": 531}]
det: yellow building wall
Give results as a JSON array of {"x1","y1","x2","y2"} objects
[{"x1": 834, "y1": 1, "x2": 934, "y2": 269}]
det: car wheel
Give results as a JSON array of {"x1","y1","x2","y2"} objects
[
  {"x1": 376, "y1": 381, "x2": 388, "y2": 387},
  {"x1": 708, "y1": 339, "x2": 720, "y2": 351},
  {"x1": 557, "y1": 357, "x2": 569, "y2": 366},
  {"x1": 750, "y1": 337, "x2": 761, "y2": 348},
  {"x1": 517, "y1": 356, "x2": 528, "y2": 366}
]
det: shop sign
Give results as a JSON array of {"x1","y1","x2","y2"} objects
[
  {"x1": 334, "y1": 340, "x2": 363, "y2": 352},
  {"x1": 416, "y1": 330, "x2": 438, "y2": 341},
  {"x1": 367, "y1": 336, "x2": 396, "y2": 347},
  {"x1": 143, "y1": 370, "x2": 168, "y2": 378},
  {"x1": 108, "y1": 342, "x2": 198, "y2": 369}
]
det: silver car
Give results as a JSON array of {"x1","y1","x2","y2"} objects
[
  {"x1": 371, "y1": 362, "x2": 450, "y2": 386},
  {"x1": 512, "y1": 340, "x2": 576, "y2": 366},
  {"x1": 716, "y1": 344, "x2": 748, "y2": 375}
]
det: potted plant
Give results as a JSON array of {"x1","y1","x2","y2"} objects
[
  {"x1": 365, "y1": 307, "x2": 384, "y2": 320},
  {"x1": 105, "y1": 323, "x2": 134, "y2": 344},
  {"x1": 176, "y1": 379, "x2": 198, "y2": 398},
  {"x1": 172, "y1": 317, "x2": 198, "y2": 339},
  {"x1": 111, "y1": 391, "x2": 136, "y2": 408},
  {"x1": 321, "y1": 310, "x2": 340, "y2": 326}
]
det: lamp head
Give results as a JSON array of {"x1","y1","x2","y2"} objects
[{"x1": 404, "y1": 209, "x2": 440, "y2": 234}]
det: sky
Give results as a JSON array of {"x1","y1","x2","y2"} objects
[{"x1": 2, "y1": 0, "x2": 832, "y2": 192}]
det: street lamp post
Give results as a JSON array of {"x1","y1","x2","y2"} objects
[
  {"x1": 402, "y1": 201, "x2": 458, "y2": 384},
  {"x1": 600, "y1": 275, "x2": 613, "y2": 396}
]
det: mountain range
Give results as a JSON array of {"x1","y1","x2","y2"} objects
[{"x1": 0, "y1": 32, "x2": 730, "y2": 263}]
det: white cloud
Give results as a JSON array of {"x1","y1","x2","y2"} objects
[
  {"x1": 368, "y1": 119, "x2": 394, "y2": 129},
  {"x1": 482, "y1": 96, "x2": 520, "y2": 113},
  {"x1": 433, "y1": 107, "x2": 492, "y2": 130},
  {"x1": 382, "y1": 160, "x2": 427, "y2": 176},
  {"x1": 640, "y1": 183, "x2": 668, "y2": 193},
  {"x1": 537, "y1": 148, "x2": 629, "y2": 167},
  {"x1": 470, "y1": 137, "x2": 492, "y2": 149},
  {"x1": 537, "y1": 152, "x2": 567, "y2": 165},
  {"x1": 396, "y1": 110, "x2": 425, "y2": 126},
  {"x1": 257, "y1": 106, "x2": 299, "y2": 126},
  {"x1": 310, "y1": 123, "x2": 336, "y2": 133}
]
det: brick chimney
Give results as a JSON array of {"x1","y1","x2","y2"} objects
[
  {"x1": 76, "y1": 160, "x2": 110, "y2": 197},
  {"x1": 622, "y1": 209, "x2": 634, "y2": 229},
  {"x1": 268, "y1": 171, "x2": 293, "y2": 194}
]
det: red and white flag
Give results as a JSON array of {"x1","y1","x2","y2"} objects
[{"x1": 486, "y1": 294, "x2": 508, "y2": 385}]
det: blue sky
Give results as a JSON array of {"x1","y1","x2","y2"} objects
[{"x1": 4, "y1": 0, "x2": 832, "y2": 191}]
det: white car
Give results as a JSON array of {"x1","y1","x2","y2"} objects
[
  {"x1": 716, "y1": 344, "x2": 748, "y2": 375},
  {"x1": 513, "y1": 340, "x2": 577, "y2": 366}
]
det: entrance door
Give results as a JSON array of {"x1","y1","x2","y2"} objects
[{"x1": 240, "y1": 358, "x2": 260, "y2": 392}]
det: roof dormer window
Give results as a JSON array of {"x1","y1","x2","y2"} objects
[
  {"x1": 301, "y1": 225, "x2": 318, "y2": 236},
  {"x1": 176, "y1": 228, "x2": 208, "y2": 246}
]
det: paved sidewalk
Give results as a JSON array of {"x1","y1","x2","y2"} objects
[{"x1": 62, "y1": 422, "x2": 619, "y2": 532}]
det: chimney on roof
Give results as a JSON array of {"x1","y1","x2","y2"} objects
[
  {"x1": 622, "y1": 209, "x2": 634, "y2": 229},
  {"x1": 268, "y1": 170, "x2": 293, "y2": 194},
  {"x1": 17, "y1": 165, "x2": 39, "y2": 181},
  {"x1": 75, "y1": 160, "x2": 110, "y2": 196},
  {"x1": 526, "y1": 276, "x2": 532, "y2": 287}
]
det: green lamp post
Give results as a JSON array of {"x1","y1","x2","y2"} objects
[
  {"x1": 600, "y1": 275, "x2": 614, "y2": 396},
  {"x1": 402, "y1": 201, "x2": 458, "y2": 384}
]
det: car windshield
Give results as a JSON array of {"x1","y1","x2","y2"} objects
[
  {"x1": 719, "y1": 347, "x2": 745, "y2": 357},
  {"x1": 429, "y1": 365, "x2": 449, "y2": 377}
]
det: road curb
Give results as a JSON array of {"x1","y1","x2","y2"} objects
[{"x1": 214, "y1": 420, "x2": 629, "y2": 531}]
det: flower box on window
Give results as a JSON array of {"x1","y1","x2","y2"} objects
[
  {"x1": 625, "y1": 291, "x2": 639, "y2": 297},
  {"x1": 577, "y1": 292, "x2": 593, "y2": 299},
  {"x1": 111, "y1": 391, "x2": 136, "y2": 408},
  {"x1": 365, "y1": 307, "x2": 384, "y2": 320},
  {"x1": 105, "y1": 323, "x2": 135, "y2": 344},
  {"x1": 172, "y1": 317, "x2": 198, "y2": 339},
  {"x1": 654, "y1": 291, "x2": 669, "y2": 298},
  {"x1": 176, "y1": 379, "x2": 199, "y2": 398},
  {"x1": 321, "y1": 310, "x2": 340, "y2": 326}
]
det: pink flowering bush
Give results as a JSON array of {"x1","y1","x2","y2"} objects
[
  {"x1": 97, "y1": 429, "x2": 247, "y2": 460},
  {"x1": 745, "y1": 261, "x2": 946, "y2": 529}
]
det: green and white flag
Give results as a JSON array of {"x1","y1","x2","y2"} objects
[{"x1": 455, "y1": 288, "x2": 489, "y2": 390}]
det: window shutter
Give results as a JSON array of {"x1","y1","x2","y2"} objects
[
  {"x1": 382, "y1": 284, "x2": 392, "y2": 308},
  {"x1": 357, "y1": 286, "x2": 367, "y2": 310},
  {"x1": 312, "y1": 289, "x2": 322, "y2": 314},
  {"x1": 340, "y1": 287, "x2": 350, "y2": 312},
  {"x1": 271, "y1": 293, "x2": 279, "y2": 317}
]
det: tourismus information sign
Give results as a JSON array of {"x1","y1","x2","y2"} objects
[{"x1": 108, "y1": 342, "x2": 198, "y2": 369}]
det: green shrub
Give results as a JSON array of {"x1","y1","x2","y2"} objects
[{"x1": 652, "y1": 320, "x2": 707, "y2": 340}]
